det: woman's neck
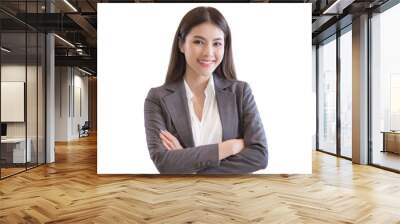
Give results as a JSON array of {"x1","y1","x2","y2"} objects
[{"x1": 183, "y1": 70, "x2": 211, "y2": 96}]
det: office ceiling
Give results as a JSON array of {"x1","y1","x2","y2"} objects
[{"x1": 0, "y1": 0, "x2": 393, "y2": 75}]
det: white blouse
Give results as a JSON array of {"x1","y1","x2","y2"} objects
[{"x1": 183, "y1": 75, "x2": 223, "y2": 147}]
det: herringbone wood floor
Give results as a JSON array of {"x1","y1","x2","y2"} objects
[{"x1": 1, "y1": 134, "x2": 400, "y2": 223}]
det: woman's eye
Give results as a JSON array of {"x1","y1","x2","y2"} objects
[
  {"x1": 214, "y1": 42, "x2": 223, "y2": 47},
  {"x1": 193, "y1": 40, "x2": 204, "y2": 45}
]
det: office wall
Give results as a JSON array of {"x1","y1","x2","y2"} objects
[
  {"x1": 55, "y1": 67, "x2": 89, "y2": 141},
  {"x1": 1, "y1": 65, "x2": 42, "y2": 138},
  {"x1": 55, "y1": 67, "x2": 69, "y2": 141},
  {"x1": 72, "y1": 71, "x2": 89, "y2": 138}
]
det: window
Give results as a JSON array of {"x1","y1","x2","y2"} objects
[
  {"x1": 339, "y1": 28, "x2": 352, "y2": 158},
  {"x1": 318, "y1": 36, "x2": 337, "y2": 154},
  {"x1": 371, "y1": 2, "x2": 400, "y2": 171}
]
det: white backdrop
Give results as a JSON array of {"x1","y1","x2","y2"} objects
[{"x1": 98, "y1": 3, "x2": 312, "y2": 174}]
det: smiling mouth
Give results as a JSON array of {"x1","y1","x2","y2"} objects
[{"x1": 198, "y1": 59, "x2": 215, "y2": 67}]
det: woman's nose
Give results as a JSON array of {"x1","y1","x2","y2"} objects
[{"x1": 202, "y1": 43, "x2": 213, "y2": 56}]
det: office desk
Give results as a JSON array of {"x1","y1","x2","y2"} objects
[
  {"x1": 1, "y1": 138, "x2": 31, "y2": 163},
  {"x1": 381, "y1": 131, "x2": 400, "y2": 154}
]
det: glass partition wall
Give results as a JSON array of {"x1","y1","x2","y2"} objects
[
  {"x1": 0, "y1": 2, "x2": 46, "y2": 179},
  {"x1": 317, "y1": 0, "x2": 400, "y2": 172},
  {"x1": 0, "y1": 31, "x2": 27, "y2": 177},
  {"x1": 317, "y1": 26, "x2": 353, "y2": 159},
  {"x1": 339, "y1": 27, "x2": 352, "y2": 159},
  {"x1": 370, "y1": 2, "x2": 400, "y2": 171},
  {"x1": 317, "y1": 35, "x2": 337, "y2": 155}
]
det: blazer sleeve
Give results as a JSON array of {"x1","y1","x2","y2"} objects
[
  {"x1": 144, "y1": 88, "x2": 221, "y2": 174},
  {"x1": 197, "y1": 82, "x2": 268, "y2": 174}
]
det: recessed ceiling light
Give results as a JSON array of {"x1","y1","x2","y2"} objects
[
  {"x1": 63, "y1": 0, "x2": 78, "y2": 12},
  {"x1": 1, "y1": 47, "x2": 11, "y2": 53},
  {"x1": 78, "y1": 67, "x2": 93, "y2": 76},
  {"x1": 54, "y1": 34, "x2": 75, "y2": 48}
]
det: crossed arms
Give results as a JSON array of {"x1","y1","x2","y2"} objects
[{"x1": 144, "y1": 82, "x2": 268, "y2": 174}]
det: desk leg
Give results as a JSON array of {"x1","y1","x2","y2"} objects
[{"x1": 382, "y1": 133, "x2": 386, "y2": 152}]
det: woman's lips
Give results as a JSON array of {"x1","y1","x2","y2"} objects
[{"x1": 198, "y1": 59, "x2": 215, "y2": 68}]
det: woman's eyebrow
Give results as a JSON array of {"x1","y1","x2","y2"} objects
[{"x1": 193, "y1": 35, "x2": 223, "y2": 41}]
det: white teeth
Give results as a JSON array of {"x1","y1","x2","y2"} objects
[{"x1": 199, "y1": 60, "x2": 214, "y2": 64}]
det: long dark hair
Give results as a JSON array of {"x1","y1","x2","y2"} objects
[{"x1": 164, "y1": 6, "x2": 237, "y2": 84}]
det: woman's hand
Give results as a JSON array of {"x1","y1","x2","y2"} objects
[
  {"x1": 159, "y1": 130, "x2": 183, "y2": 151},
  {"x1": 218, "y1": 139, "x2": 245, "y2": 160}
]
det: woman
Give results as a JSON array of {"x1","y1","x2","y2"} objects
[{"x1": 144, "y1": 6, "x2": 268, "y2": 174}]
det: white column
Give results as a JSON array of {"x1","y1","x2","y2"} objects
[
  {"x1": 352, "y1": 14, "x2": 369, "y2": 164},
  {"x1": 46, "y1": 1, "x2": 55, "y2": 163}
]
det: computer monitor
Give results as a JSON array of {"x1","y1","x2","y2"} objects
[{"x1": 1, "y1": 123, "x2": 7, "y2": 137}]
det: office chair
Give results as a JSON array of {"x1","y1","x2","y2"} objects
[{"x1": 79, "y1": 121, "x2": 90, "y2": 138}]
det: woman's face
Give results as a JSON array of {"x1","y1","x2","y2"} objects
[{"x1": 179, "y1": 22, "x2": 225, "y2": 78}]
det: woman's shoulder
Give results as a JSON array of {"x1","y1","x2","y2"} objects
[
  {"x1": 214, "y1": 74, "x2": 245, "y2": 89},
  {"x1": 230, "y1": 79, "x2": 247, "y2": 87},
  {"x1": 146, "y1": 81, "x2": 180, "y2": 100},
  {"x1": 219, "y1": 78, "x2": 256, "y2": 101},
  {"x1": 221, "y1": 78, "x2": 249, "y2": 93},
  {"x1": 146, "y1": 85, "x2": 168, "y2": 99}
]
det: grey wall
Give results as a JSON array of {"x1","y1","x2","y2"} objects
[{"x1": 55, "y1": 67, "x2": 89, "y2": 141}]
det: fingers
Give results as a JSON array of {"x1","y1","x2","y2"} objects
[
  {"x1": 161, "y1": 139, "x2": 171, "y2": 150},
  {"x1": 160, "y1": 130, "x2": 183, "y2": 150},
  {"x1": 161, "y1": 130, "x2": 177, "y2": 142},
  {"x1": 160, "y1": 132, "x2": 173, "y2": 150}
]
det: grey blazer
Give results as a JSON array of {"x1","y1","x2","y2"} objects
[{"x1": 144, "y1": 73, "x2": 268, "y2": 174}]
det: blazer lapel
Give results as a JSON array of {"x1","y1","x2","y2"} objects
[
  {"x1": 214, "y1": 74, "x2": 237, "y2": 141},
  {"x1": 162, "y1": 74, "x2": 237, "y2": 146},
  {"x1": 163, "y1": 80, "x2": 195, "y2": 148}
]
